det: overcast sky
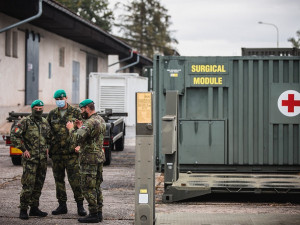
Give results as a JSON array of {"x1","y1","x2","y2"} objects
[{"x1": 109, "y1": 0, "x2": 300, "y2": 56}]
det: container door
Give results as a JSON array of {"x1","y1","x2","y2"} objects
[
  {"x1": 86, "y1": 54, "x2": 98, "y2": 98},
  {"x1": 178, "y1": 120, "x2": 225, "y2": 164},
  {"x1": 25, "y1": 31, "x2": 39, "y2": 105},
  {"x1": 72, "y1": 61, "x2": 80, "y2": 104}
]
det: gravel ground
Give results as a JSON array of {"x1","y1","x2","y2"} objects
[
  {"x1": 1, "y1": 126, "x2": 300, "y2": 225},
  {"x1": 0, "y1": 130, "x2": 136, "y2": 225}
]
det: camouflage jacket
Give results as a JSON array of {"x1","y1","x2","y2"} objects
[
  {"x1": 10, "y1": 115, "x2": 51, "y2": 163},
  {"x1": 47, "y1": 104, "x2": 82, "y2": 156},
  {"x1": 69, "y1": 113, "x2": 106, "y2": 164}
]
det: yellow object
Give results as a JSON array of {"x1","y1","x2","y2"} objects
[
  {"x1": 10, "y1": 146, "x2": 22, "y2": 155},
  {"x1": 140, "y1": 189, "x2": 148, "y2": 194},
  {"x1": 136, "y1": 92, "x2": 152, "y2": 124}
]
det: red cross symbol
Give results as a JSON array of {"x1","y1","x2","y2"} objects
[{"x1": 282, "y1": 94, "x2": 300, "y2": 112}]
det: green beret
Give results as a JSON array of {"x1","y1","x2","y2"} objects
[
  {"x1": 31, "y1": 100, "x2": 44, "y2": 108},
  {"x1": 53, "y1": 89, "x2": 67, "y2": 98},
  {"x1": 79, "y1": 99, "x2": 94, "y2": 108}
]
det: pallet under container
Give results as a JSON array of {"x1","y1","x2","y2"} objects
[{"x1": 153, "y1": 55, "x2": 300, "y2": 202}]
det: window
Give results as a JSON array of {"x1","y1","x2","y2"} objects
[
  {"x1": 59, "y1": 47, "x2": 65, "y2": 67},
  {"x1": 12, "y1": 31, "x2": 18, "y2": 58},
  {"x1": 5, "y1": 30, "x2": 12, "y2": 57},
  {"x1": 5, "y1": 30, "x2": 18, "y2": 58},
  {"x1": 48, "y1": 62, "x2": 52, "y2": 79}
]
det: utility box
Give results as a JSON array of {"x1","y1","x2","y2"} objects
[
  {"x1": 89, "y1": 73, "x2": 148, "y2": 126},
  {"x1": 162, "y1": 115, "x2": 177, "y2": 154}
]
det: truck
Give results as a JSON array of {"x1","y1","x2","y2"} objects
[
  {"x1": 88, "y1": 73, "x2": 148, "y2": 126},
  {"x1": 3, "y1": 109, "x2": 126, "y2": 166}
]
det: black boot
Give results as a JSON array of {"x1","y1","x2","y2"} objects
[
  {"x1": 29, "y1": 207, "x2": 48, "y2": 217},
  {"x1": 19, "y1": 209, "x2": 29, "y2": 220},
  {"x1": 98, "y1": 211, "x2": 103, "y2": 222},
  {"x1": 52, "y1": 202, "x2": 67, "y2": 215},
  {"x1": 78, "y1": 213, "x2": 99, "y2": 223},
  {"x1": 77, "y1": 202, "x2": 87, "y2": 216}
]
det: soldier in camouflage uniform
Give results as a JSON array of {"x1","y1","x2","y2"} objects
[
  {"x1": 10, "y1": 100, "x2": 51, "y2": 220},
  {"x1": 66, "y1": 99, "x2": 106, "y2": 223},
  {"x1": 47, "y1": 89, "x2": 86, "y2": 216}
]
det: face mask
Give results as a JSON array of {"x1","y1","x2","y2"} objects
[
  {"x1": 56, "y1": 100, "x2": 66, "y2": 108},
  {"x1": 32, "y1": 109, "x2": 43, "y2": 119},
  {"x1": 81, "y1": 111, "x2": 88, "y2": 119}
]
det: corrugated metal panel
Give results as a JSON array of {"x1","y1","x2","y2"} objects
[
  {"x1": 99, "y1": 86, "x2": 125, "y2": 112},
  {"x1": 229, "y1": 59, "x2": 300, "y2": 165}
]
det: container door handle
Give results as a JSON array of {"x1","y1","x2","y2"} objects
[{"x1": 209, "y1": 121, "x2": 212, "y2": 147}]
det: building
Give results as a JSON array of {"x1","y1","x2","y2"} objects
[
  {"x1": 242, "y1": 47, "x2": 300, "y2": 56},
  {"x1": 0, "y1": 0, "x2": 152, "y2": 125}
]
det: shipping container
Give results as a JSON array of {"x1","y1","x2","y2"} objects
[{"x1": 153, "y1": 55, "x2": 300, "y2": 202}]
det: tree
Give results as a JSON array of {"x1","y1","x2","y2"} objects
[
  {"x1": 115, "y1": 0, "x2": 178, "y2": 58},
  {"x1": 55, "y1": 0, "x2": 114, "y2": 32},
  {"x1": 288, "y1": 30, "x2": 300, "y2": 48}
]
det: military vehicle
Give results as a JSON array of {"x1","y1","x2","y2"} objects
[{"x1": 4, "y1": 109, "x2": 126, "y2": 166}]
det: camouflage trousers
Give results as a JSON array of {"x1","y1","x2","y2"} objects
[
  {"x1": 80, "y1": 163, "x2": 103, "y2": 214},
  {"x1": 51, "y1": 154, "x2": 84, "y2": 203},
  {"x1": 20, "y1": 159, "x2": 47, "y2": 210}
]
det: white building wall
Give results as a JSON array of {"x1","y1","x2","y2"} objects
[
  {"x1": 108, "y1": 55, "x2": 141, "y2": 74},
  {"x1": 0, "y1": 13, "x2": 109, "y2": 108},
  {"x1": 0, "y1": 14, "x2": 26, "y2": 107},
  {"x1": 108, "y1": 55, "x2": 120, "y2": 73}
]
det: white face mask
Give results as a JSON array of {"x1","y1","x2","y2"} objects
[{"x1": 56, "y1": 100, "x2": 66, "y2": 108}]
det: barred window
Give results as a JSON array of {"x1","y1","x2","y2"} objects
[
  {"x1": 5, "y1": 30, "x2": 18, "y2": 58},
  {"x1": 12, "y1": 31, "x2": 18, "y2": 58},
  {"x1": 5, "y1": 30, "x2": 12, "y2": 57}
]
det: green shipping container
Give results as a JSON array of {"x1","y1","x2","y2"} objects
[{"x1": 154, "y1": 56, "x2": 300, "y2": 173}]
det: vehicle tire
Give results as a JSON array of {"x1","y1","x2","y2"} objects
[
  {"x1": 115, "y1": 133, "x2": 125, "y2": 151},
  {"x1": 11, "y1": 156, "x2": 21, "y2": 165},
  {"x1": 104, "y1": 147, "x2": 112, "y2": 166}
]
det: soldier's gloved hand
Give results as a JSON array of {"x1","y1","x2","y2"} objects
[{"x1": 23, "y1": 150, "x2": 31, "y2": 158}]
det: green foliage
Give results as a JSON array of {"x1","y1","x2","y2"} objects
[
  {"x1": 288, "y1": 30, "x2": 300, "y2": 48},
  {"x1": 55, "y1": 0, "x2": 114, "y2": 32},
  {"x1": 116, "y1": 0, "x2": 178, "y2": 58}
]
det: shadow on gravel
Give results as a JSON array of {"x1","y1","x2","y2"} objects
[{"x1": 184, "y1": 193, "x2": 300, "y2": 204}]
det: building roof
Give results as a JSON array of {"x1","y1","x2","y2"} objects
[
  {"x1": 0, "y1": 0, "x2": 152, "y2": 68},
  {"x1": 241, "y1": 47, "x2": 300, "y2": 56}
]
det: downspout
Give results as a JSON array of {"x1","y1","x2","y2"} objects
[
  {"x1": 108, "y1": 49, "x2": 134, "y2": 67},
  {"x1": 116, "y1": 53, "x2": 140, "y2": 73},
  {"x1": 0, "y1": 0, "x2": 43, "y2": 33}
]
